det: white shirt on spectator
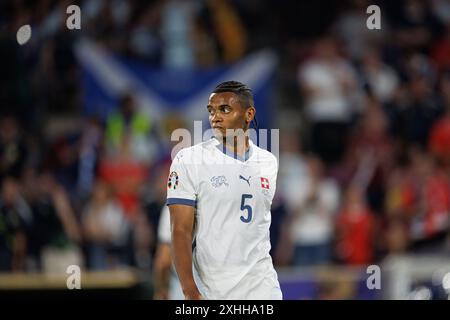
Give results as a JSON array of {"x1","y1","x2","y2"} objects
[{"x1": 299, "y1": 59, "x2": 358, "y2": 123}]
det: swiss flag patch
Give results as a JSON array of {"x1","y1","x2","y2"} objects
[{"x1": 260, "y1": 177, "x2": 270, "y2": 189}]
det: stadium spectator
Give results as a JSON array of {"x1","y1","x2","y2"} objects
[
  {"x1": 344, "y1": 97, "x2": 395, "y2": 212},
  {"x1": 335, "y1": 185, "x2": 376, "y2": 265},
  {"x1": 333, "y1": 0, "x2": 386, "y2": 61},
  {"x1": 98, "y1": 134, "x2": 148, "y2": 219},
  {"x1": 22, "y1": 169, "x2": 82, "y2": 271},
  {"x1": 431, "y1": 22, "x2": 450, "y2": 72},
  {"x1": 428, "y1": 74, "x2": 450, "y2": 166},
  {"x1": 40, "y1": 171, "x2": 82, "y2": 270},
  {"x1": 105, "y1": 93, "x2": 155, "y2": 163},
  {"x1": 288, "y1": 155, "x2": 340, "y2": 266},
  {"x1": 82, "y1": 180, "x2": 130, "y2": 270},
  {"x1": 359, "y1": 47, "x2": 400, "y2": 104},
  {"x1": 0, "y1": 177, "x2": 31, "y2": 271},
  {"x1": 0, "y1": 116, "x2": 27, "y2": 180},
  {"x1": 394, "y1": 0, "x2": 443, "y2": 53},
  {"x1": 298, "y1": 36, "x2": 360, "y2": 164},
  {"x1": 395, "y1": 55, "x2": 443, "y2": 148}
]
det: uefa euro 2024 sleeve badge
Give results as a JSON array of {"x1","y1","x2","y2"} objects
[{"x1": 167, "y1": 171, "x2": 179, "y2": 190}]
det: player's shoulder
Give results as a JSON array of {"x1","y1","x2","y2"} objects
[
  {"x1": 251, "y1": 142, "x2": 278, "y2": 166},
  {"x1": 172, "y1": 139, "x2": 217, "y2": 163},
  {"x1": 184, "y1": 138, "x2": 217, "y2": 154}
]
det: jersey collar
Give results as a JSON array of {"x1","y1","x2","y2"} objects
[{"x1": 213, "y1": 137, "x2": 253, "y2": 162}]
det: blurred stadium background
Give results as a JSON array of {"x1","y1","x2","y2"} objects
[{"x1": 1, "y1": 0, "x2": 450, "y2": 300}]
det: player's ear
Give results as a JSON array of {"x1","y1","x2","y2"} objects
[{"x1": 246, "y1": 107, "x2": 256, "y2": 123}]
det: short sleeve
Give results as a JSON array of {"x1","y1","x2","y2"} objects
[
  {"x1": 166, "y1": 149, "x2": 197, "y2": 207},
  {"x1": 157, "y1": 206, "x2": 171, "y2": 244}
]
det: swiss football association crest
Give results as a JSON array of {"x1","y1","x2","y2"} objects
[
  {"x1": 211, "y1": 176, "x2": 229, "y2": 188},
  {"x1": 167, "y1": 171, "x2": 179, "y2": 190},
  {"x1": 260, "y1": 177, "x2": 270, "y2": 189}
]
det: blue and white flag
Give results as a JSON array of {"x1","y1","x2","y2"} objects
[{"x1": 75, "y1": 40, "x2": 278, "y2": 130}]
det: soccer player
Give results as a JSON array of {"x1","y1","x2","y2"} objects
[
  {"x1": 167, "y1": 81, "x2": 282, "y2": 300},
  {"x1": 153, "y1": 205, "x2": 183, "y2": 300}
]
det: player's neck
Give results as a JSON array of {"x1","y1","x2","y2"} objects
[{"x1": 221, "y1": 136, "x2": 250, "y2": 157}]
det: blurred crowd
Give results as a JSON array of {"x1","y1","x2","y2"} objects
[{"x1": 1, "y1": 0, "x2": 450, "y2": 276}]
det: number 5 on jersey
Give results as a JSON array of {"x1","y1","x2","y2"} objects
[{"x1": 240, "y1": 194, "x2": 253, "y2": 223}]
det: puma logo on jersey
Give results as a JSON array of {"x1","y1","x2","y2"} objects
[
  {"x1": 211, "y1": 176, "x2": 229, "y2": 188},
  {"x1": 239, "y1": 175, "x2": 251, "y2": 186}
]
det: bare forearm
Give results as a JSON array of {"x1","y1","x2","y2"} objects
[
  {"x1": 155, "y1": 269, "x2": 170, "y2": 298},
  {"x1": 169, "y1": 204, "x2": 202, "y2": 299},
  {"x1": 171, "y1": 229, "x2": 200, "y2": 298},
  {"x1": 153, "y1": 244, "x2": 172, "y2": 299}
]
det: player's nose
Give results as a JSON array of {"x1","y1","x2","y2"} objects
[{"x1": 211, "y1": 112, "x2": 223, "y2": 123}]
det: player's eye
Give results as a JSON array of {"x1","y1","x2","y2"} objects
[
  {"x1": 220, "y1": 106, "x2": 231, "y2": 113},
  {"x1": 207, "y1": 108, "x2": 215, "y2": 116}
]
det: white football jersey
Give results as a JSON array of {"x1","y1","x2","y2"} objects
[{"x1": 167, "y1": 138, "x2": 282, "y2": 300}]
